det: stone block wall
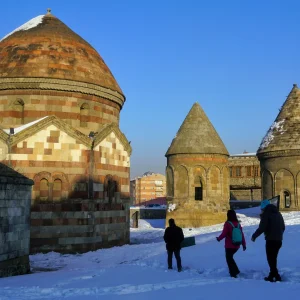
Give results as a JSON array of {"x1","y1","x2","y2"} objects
[
  {"x1": 260, "y1": 155, "x2": 300, "y2": 211},
  {"x1": 0, "y1": 89, "x2": 120, "y2": 134},
  {"x1": 166, "y1": 154, "x2": 230, "y2": 227},
  {"x1": 130, "y1": 208, "x2": 166, "y2": 220},
  {"x1": 30, "y1": 198, "x2": 130, "y2": 253},
  {"x1": 230, "y1": 188, "x2": 261, "y2": 201},
  {"x1": 0, "y1": 163, "x2": 33, "y2": 277},
  {"x1": 229, "y1": 154, "x2": 261, "y2": 201}
]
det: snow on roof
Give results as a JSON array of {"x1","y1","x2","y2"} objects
[
  {"x1": 259, "y1": 119, "x2": 286, "y2": 150},
  {"x1": 130, "y1": 171, "x2": 164, "y2": 180},
  {"x1": 3, "y1": 116, "x2": 48, "y2": 135},
  {"x1": 142, "y1": 171, "x2": 155, "y2": 177},
  {"x1": 0, "y1": 15, "x2": 45, "y2": 42},
  {"x1": 230, "y1": 153, "x2": 256, "y2": 157}
]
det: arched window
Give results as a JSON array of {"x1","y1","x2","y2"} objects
[
  {"x1": 284, "y1": 191, "x2": 291, "y2": 208},
  {"x1": 194, "y1": 176, "x2": 203, "y2": 201},
  {"x1": 14, "y1": 99, "x2": 24, "y2": 125},
  {"x1": 40, "y1": 178, "x2": 49, "y2": 201},
  {"x1": 80, "y1": 103, "x2": 89, "y2": 127},
  {"x1": 53, "y1": 179, "x2": 62, "y2": 201}
]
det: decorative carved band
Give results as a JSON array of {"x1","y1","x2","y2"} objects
[
  {"x1": 0, "y1": 77, "x2": 125, "y2": 107},
  {"x1": 257, "y1": 149, "x2": 300, "y2": 159}
]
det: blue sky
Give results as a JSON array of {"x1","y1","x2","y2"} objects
[{"x1": 1, "y1": 0, "x2": 300, "y2": 178}]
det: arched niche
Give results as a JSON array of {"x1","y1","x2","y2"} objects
[
  {"x1": 261, "y1": 169, "x2": 273, "y2": 199},
  {"x1": 208, "y1": 165, "x2": 221, "y2": 196},
  {"x1": 53, "y1": 178, "x2": 63, "y2": 201},
  {"x1": 80, "y1": 103, "x2": 89, "y2": 127},
  {"x1": 166, "y1": 166, "x2": 174, "y2": 197},
  {"x1": 40, "y1": 178, "x2": 49, "y2": 201},
  {"x1": 104, "y1": 174, "x2": 117, "y2": 203},
  {"x1": 275, "y1": 169, "x2": 294, "y2": 209},
  {"x1": 284, "y1": 190, "x2": 291, "y2": 208},
  {"x1": 14, "y1": 99, "x2": 24, "y2": 125},
  {"x1": 194, "y1": 176, "x2": 203, "y2": 201},
  {"x1": 175, "y1": 165, "x2": 188, "y2": 198},
  {"x1": 193, "y1": 165, "x2": 206, "y2": 200},
  {"x1": 221, "y1": 166, "x2": 230, "y2": 198}
]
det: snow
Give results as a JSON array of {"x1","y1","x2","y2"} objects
[
  {"x1": 0, "y1": 15, "x2": 45, "y2": 42},
  {"x1": 259, "y1": 119, "x2": 286, "y2": 149},
  {"x1": 168, "y1": 203, "x2": 176, "y2": 212},
  {"x1": 3, "y1": 116, "x2": 48, "y2": 135},
  {"x1": 230, "y1": 153, "x2": 256, "y2": 157},
  {"x1": 1, "y1": 206, "x2": 300, "y2": 299}
]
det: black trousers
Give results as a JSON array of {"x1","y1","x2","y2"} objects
[
  {"x1": 225, "y1": 248, "x2": 239, "y2": 277},
  {"x1": 266, "y1": 240, "x2": 282, "y2": 276},
  {"x1": 167, "y1": 249, "x2": 182, "y2": 270}
]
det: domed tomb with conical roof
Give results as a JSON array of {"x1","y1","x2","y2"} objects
[
  {"x1": 0, "y1": 10, "x2": 132, "y2": 253},
  {"x1": 165, "y1": 102, "x2": 230, "y2": 227},
  {"x1": 257, "y1": 84, "x2": 300, "y2": 211},
  {"x1": 0, "y1": 9, "x2": 125, "y2": 133}
]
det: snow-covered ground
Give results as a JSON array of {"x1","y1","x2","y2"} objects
[{"x1": 1, "y1": 207, "x2": 300, "y2": 299}]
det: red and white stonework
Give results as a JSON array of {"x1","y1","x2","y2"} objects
[{"x1": 0, "y1": 11, "x2": 131, "y2": 253}]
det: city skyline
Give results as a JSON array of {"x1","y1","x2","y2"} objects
[{"x1": 1, "y1": 0, "x2": 300, "y2": 178}]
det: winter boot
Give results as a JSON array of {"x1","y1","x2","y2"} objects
[
  {"x1": 264, "y1": 274, "x2": 275, "y2": 282},
  {"x1": 274, "y1": 274, "x2": 282, "y2": 282}
]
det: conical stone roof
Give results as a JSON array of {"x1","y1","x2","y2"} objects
[
  {"x1": 0, "y1": 10, "x2": 123, "y2": 96},
  {"x1": 166, "y1": 102, "x2": 229, "y2": 156},
  {"x1": 257, "y1": 84, "x2": 300, "y2": 156}
]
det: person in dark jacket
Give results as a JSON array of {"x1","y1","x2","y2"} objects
[
  {"x1": 251, "y1": 199, "x2": 285, "y2": 282},
  {"x1": 216, "y1": 210, "x2": 246, "y2": 278},
  {"x1": 163, "y1": 218, "x2": 184, "y2": 272}
]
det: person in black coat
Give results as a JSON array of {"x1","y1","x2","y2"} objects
[
  {"x1": 251, "y1": 199, "x2": 285, "y2": 282},
  {"x1": 163, "y1": 218, "x2": 184, "y2": 272}
]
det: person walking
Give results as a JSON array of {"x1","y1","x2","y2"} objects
[
  {"x1": 216, "y1": 210, "x2": 246, "y2": 278},
  {"x1": 163, "y1": 218, "x2": 184, "y2": 272},
  {"x1": 251, "y1": 199, "x2": 285, "y2": 282}
]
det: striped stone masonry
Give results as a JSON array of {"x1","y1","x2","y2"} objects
[
  {"x1": 30, "y1": 199, "x2": 130, "y2": 253},
  {"x1": 0, "y1": 164, "x2": 33, "y2": 277}
]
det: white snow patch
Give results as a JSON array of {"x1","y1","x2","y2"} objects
[
  {"x1": 0, "y1": 15, "x2": 45, "y2": 42},
  {"x1": 259, "y1": 119, "x2": 286, "y2": 149},
  {"x1": 168, "y1": 203, "x2": 176, "y2": 212},
  {"x1": 3, "y1": 116, "x2": 48, "y2": 134},
  {"x1": 230, "y1": 153, "x2": 256, "y2": 157},
  {"x1": 1, "y1": 207, "x2": 300, "y2": 299}
]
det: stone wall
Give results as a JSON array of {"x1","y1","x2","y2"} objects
[
  {"x1": 30, "y1": 198, "x2": 130, "y2": 253},
  {"x1": 166, "y1": 154, "x2": 229, "y2": 227},
  {"x1": 260, "y1": 155, "x2": 300, "y2": 211},
  {"x1": 0, "y1": 117, "x2": 131, "y2": 203},
  {"x1": 0, "y1": 89, "x2": 121, "y2": 134},
  {"x1": 229, "y1": 154, "x2": 261, "y2": 201},
  {"x1": 130, "y1": 208, "x2": 166, "y2": 220},
  {"x1": 0, "y1": 163, "x2": 33, "y2": 277},
  {"x1": 230, "y1": 189, "x2": 261, "y2": 201}
]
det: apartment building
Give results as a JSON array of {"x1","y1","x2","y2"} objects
[{"x1": 130, "y1": 172, "x2": 166, "y2": 206}]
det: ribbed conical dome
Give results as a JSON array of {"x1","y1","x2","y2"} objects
[
  {"x1": 0, "y1": 11, "x2": 123, "y2": 95},
  {"x1": 166, "y1": 102, "x2": 229, "y2": 156},
  {"x1": 257, "y1": 84, "x2": 300, "y2": 155}
]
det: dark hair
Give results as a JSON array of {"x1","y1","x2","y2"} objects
[
  {"x1": 227, "y1": 210, "x2": 238, "y2": 222},
  {"x1": 169, "y1": 218, "x2": 175, "y2": 226}
]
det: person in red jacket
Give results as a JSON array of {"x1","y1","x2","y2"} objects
[{"x1": 216, "y1": 210, "x2": 246, "y2": 278}]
